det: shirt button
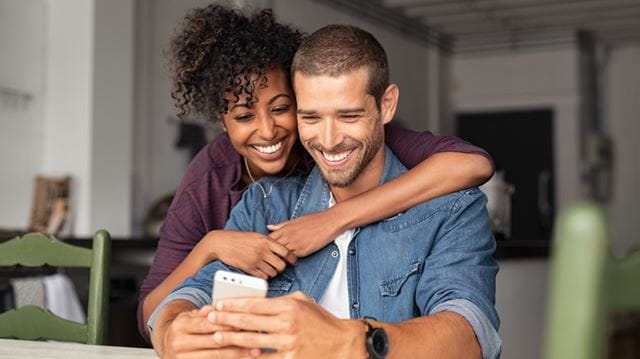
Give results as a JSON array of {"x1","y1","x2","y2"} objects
[
  {"x1": 352, "y1": 302, "x2": 359, "y2": 309},
  {"x1": 348, "y1": 248, "x2": 356, "y2": 255},
  {"x1": 331, "y1": 250, "x2": 339, "y2": 258}
]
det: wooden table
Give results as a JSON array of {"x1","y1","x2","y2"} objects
[{"x1": 0, "y1": 339, "x2": 157, "y2": 358}]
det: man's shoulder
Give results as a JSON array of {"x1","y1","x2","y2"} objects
[{"x1": 400, "y1": 187, "x2": 487, "y2": 223}]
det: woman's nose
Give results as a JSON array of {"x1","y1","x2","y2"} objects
[{"x1": 258, "y1": 116, "x2": 276, "y2": 140}]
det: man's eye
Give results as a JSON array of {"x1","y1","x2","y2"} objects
[{"x1": 341, "y1": 115, "x2": 360, "y2": 121}]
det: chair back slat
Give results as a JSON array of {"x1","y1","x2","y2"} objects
[
  {"x1": 0, "y1": 231, "x2": 110, "y2": 344},
  {"x1": 86, "y1": 229, "x2": 110, "y2": 344},
  {"x1": 0, "y1": 233, "x2": 92, "y2": 268},
  {"x1": 546, "y1": 201, "x2": 640, "y2": 359},
  {"x1": 0, "y1": 306, "x2": 87, "y2": 342}
]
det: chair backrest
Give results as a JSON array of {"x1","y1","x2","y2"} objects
[
  {"x1": 0, "y1": 230, "x2": 111, "y2": 344},
  {"x1": 545, "y1": 202, "x2": 640, "y2": 359}
]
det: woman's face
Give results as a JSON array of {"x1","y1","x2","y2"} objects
[{"x1": 222, "y1": 68, "x2": 298, "y2": 179}]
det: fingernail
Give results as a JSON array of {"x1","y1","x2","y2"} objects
[
  {"x1": 216, "y1": 301, "x2": 224, "y2": 310},
  {"x1": 207, "y1": 312, "x2": 216, "y2": 322},
  {"x1": 213, "y1": 332, "x2": 223, "y2": 343}
]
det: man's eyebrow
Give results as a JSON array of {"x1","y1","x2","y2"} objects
[
  {"x1": 297, "y1": 109, "x2": 317, "y2": 115},
  {"x1": 268, "y1": 93, "x2": 291, "y2": 105},
  {"x1": 337, "y1": 108, "x2": 366, "y2": 114}
]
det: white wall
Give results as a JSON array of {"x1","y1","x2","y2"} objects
[
  {"x1": 90, "y1": 0, "x2": 135, "y2": 236},
  {"x1": 42, "y1": 0, "x2": 95, "y2": 235},
  {"x1": 43, "y1": 0, "x2": 135, "y2": 237},
  {"x1": 0, "y1": 0, "x2": 134, "y2": 236},
  {"x1": 602, "y1": 46, "x2": 640, "y2": 255},
  {"x1": 0, "y1": 0, "x2": 47, "y2": 229},
  {"x1": 452, "y1": 48, "x2": 582, "y2": 359}
]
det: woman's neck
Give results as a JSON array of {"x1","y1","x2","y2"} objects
[{"x1": 241, "y1": 148, "x2": 301, "y2": 187}]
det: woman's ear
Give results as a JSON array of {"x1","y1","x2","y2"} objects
[{"x1": 380, "y1": 84, "x2": 399, "y2": 125}]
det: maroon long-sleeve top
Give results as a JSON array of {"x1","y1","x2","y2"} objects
[{"x1": 137, "y1": 125, "x2": 493, "y2": 342}]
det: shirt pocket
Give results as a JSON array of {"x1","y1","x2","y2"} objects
[
  {"x1": 379, "y1": 260, "x2": 422, "y2": 297},
  {"x1": 378, "y1": 260, "x2": 422, "y2": 321},
  {"x1": 267, "y1": 271, "x2": 295, "y2": 297}
]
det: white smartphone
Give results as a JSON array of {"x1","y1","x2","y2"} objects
[{"x1": 212, "y1": 270, "x2": 268, "y2": 305}]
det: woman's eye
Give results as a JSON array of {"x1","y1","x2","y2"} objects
[
  {"x1": 272, "y1": 105, "x2": 290, "y2": 113},
  {"x1": 235, "y1": 114, "x2": 253, "y2": 122}
]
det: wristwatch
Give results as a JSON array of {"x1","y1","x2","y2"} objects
[{"x1": 362, "y1": 317, "x2": 389, "y2": 359}]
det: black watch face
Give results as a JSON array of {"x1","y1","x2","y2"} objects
[{"x1": 371, "y1": 328, "x2": 389, "y2": 357}]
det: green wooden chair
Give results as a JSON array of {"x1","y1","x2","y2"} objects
[
  {"x1": 0, "y1": 230, "x2": 111, "y2": 344},
  {"x1": 545, "y1": 202, "x2": 640, "y2": 359}
]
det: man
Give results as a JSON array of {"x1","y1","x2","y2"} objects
[{"x1": 149, "y1": 25, "x2": 501, "y2": 359}]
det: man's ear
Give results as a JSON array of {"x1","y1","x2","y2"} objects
[{"x1": 380, "y1": 84, "x2": 399, "y2": 125}]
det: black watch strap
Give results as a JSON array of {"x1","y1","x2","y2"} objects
[{"x1": 362, "y1": 317, "x2": 389, "y2": 359}]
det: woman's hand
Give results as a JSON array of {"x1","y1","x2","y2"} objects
[
  {"x1": 268, "y1": 209, "x2": 345, "y2": 257},
  {"x1": 201, "y1": 230, "x2": 297, "y2": 279}
]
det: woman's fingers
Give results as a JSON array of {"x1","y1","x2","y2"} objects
[
  {"x1": 263, "y1": 252, "x2": 287, "y2": 273},
  {"x1": 257, "y1": 261, "x2": 278, "y2": 278},
  {"x1": 267, "y1": 239, "x2": 297, "y2": 265}
]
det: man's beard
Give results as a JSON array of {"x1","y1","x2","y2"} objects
[{"x1": 305, "y1": 120, "x2": 384, "y2": 188}]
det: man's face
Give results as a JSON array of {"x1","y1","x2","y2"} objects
[{"x1": 294, "y1": 67, "x2": 387, "y2": 187}]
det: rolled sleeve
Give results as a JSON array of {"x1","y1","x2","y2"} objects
[
  {"x1": 147, "y1": 287, "x2": 211, "y2": 334},
  {"x1": 431, "y1": 299, "x2": 502, "y2": 359}
]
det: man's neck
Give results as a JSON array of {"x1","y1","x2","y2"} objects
[{"x1": 330, "y1": 147, "x2": 386, "y2": 203}]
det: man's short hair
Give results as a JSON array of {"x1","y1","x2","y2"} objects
[{"x1": 291, "y1": 24, "x2": 389, "y2": 109}]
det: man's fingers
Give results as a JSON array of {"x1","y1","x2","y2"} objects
[
  {"x1": 208, "y1": 311, "x2": 287, "y2": 333},
  {"x1": 216, "y1": 294, "x2": 301, "y2": 315},
  {"x1": 177, "y1": 347, "x2": 258, "y2": 359},
  {"x1": 175, "y1": 314, "x2": 232, "y2": 334},
  {"x1": 214, "y1": 331, "x2": 292, "y2": 351},
  {"x1": 170, "y1": 333, "x2": 226, "y2": 352}
]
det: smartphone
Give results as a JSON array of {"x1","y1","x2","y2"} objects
[{"x1": 212, "y1": 270, "x2": 268, "y2": 305}]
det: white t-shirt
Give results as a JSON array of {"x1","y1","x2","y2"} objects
[{"x1": 318, "y1": 194, "x2": 355, "y2": 319}]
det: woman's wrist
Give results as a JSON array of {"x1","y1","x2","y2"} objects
[
  {"x1": 328, "y1": 201, "x2": 355, "y2": 233},
  {"x1": 197, "y1": 231, "x2": 221, "y2": 264}
]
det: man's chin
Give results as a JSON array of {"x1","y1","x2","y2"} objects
[{"x1": 318, "y1": 168, "x2": 357, "y2": 188}]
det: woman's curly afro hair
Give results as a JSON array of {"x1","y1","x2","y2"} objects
[{"x1": 168, "y1": 5, "x2": 305, "y2": 122}]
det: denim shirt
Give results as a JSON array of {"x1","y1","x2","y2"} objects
[{"x1": 149, "y1": 146, "x2": 502, "y2": 358}]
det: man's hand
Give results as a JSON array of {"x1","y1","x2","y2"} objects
[
  {"x1": 158, "y1": 304, "x2": 259, "y2": 359},
  {"x1": 268, "y1": 210, "x2": 344, "y2": 257},
  {"x1": 208, "y1": 291, "x2": 367, "y2": 359}
]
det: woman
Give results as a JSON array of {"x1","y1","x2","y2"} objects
[{"x1": 138, "y1": 5, "x2": 494, "y2": 341}]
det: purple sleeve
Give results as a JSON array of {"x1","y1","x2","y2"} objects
[{"x1": 384, "y1": 124, "x2": 494, "y2": 169}]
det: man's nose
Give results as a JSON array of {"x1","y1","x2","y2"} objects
[{"x1": 319, "y1": 119, "x2": 341, "y2": 150}]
